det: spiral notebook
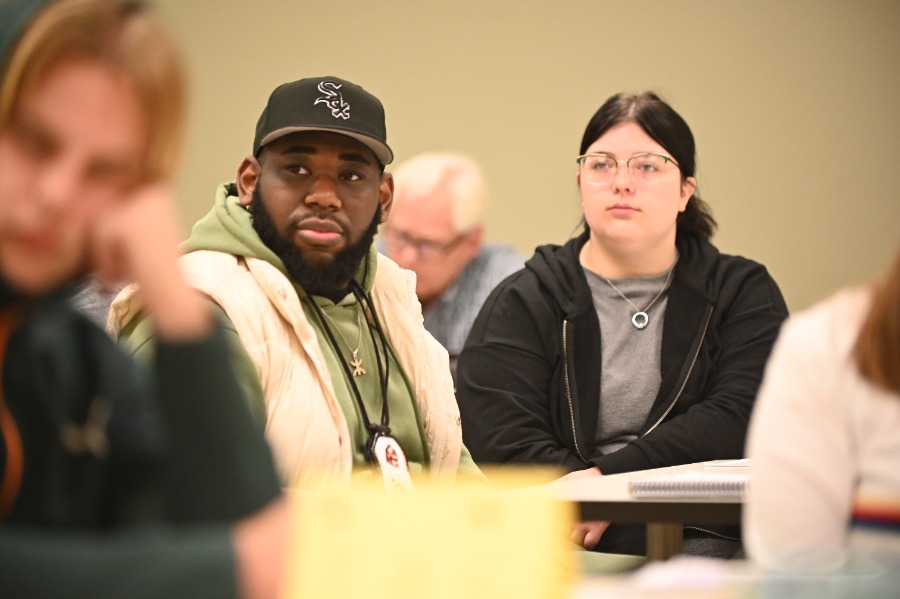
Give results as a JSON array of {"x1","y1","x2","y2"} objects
[{"x1": 628, "y1": 469, "x2": 749, "y2": 500}]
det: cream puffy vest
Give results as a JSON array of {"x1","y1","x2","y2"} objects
[{"x1": 111, "y1": 250, "x2": 462, "y2": 490}]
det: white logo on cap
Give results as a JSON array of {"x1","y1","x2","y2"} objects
[{"x1": 314, "y1": 81, "x2": 350, "y2": 120}]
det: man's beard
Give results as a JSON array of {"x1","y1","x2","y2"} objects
[{"x1": 249, "y1": 187, "x2": 381, "y2": 300}]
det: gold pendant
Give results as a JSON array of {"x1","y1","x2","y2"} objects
[{"x1": 351, "y1": 353, "x2": 366, "y2": 377}]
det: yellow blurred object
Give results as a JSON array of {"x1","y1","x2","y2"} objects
[{"x1": 283, "y1": 468, "x2": 575, "y2": 598}]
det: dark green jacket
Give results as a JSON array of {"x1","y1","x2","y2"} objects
[{"x1": 0, "y1": 278, "x2": 281, "y2": 598}]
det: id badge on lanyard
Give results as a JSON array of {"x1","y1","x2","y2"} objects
[{"x1": 368, "y1": 431, "x2": 414, "y2": 492}]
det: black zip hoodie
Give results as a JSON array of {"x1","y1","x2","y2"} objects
[
  {"x1": 458, "y1": 229, "x2": 788, "y2": 475},
  {"x1": 457, "y1": 230, "x2": 788, "y2": 554}
]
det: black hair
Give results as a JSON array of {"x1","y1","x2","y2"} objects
[{"x1": 580, "y1": 92, "x2": 717, "y2": 240}]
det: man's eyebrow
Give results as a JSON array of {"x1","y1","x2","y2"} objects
[
  {"x1": 277, "y1": 145, "x2": 374, "y2": 166},
  {"x1": 337, "y1": 151, "x2": 374, "y2": 166},
  {"x1": 278, "y1": 145, "x2": 315, "y2": 156}
]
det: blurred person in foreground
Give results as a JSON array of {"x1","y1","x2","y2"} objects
[
  {"x1": 0, "y1": 1, "x2": 287, "y2": 597},
  {"x1": 746, "y1": 246, "x2": 900, "y2": 574},
  {"x1": 381, "y1": 151, "x2": 523, "y2": 380}
]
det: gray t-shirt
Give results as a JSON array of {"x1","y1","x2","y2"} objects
[{"x1": 583, "y1": 267, "x2": 672, "y2": 455}]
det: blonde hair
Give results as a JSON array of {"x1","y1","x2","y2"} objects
[
  {"x1": 0, "y1": 0, "x2": 185, "y2": 181},
  {"x1": 855, "y1": 246, "x2": 900, "y2": 394},
  {"x1": 391, "y1": 151, "x2": 487, "y2": 234}
]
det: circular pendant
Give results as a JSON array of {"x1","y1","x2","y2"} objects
[{"x1": 632, "y1": 311, "x2": 649, "y2": 329}]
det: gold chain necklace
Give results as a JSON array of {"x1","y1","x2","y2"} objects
[{"x1": 321, "y1": 304, "x2": 366, "y2": 376}]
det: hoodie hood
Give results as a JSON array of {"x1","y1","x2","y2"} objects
[
  {"x1": 525, "y1": 230, "x2": 594, "y2": 320},
  {"x1": 183, "y1": 182, "x2": 378, "y2": 295}
]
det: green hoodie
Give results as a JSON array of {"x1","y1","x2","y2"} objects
[{"x1": 120, "y1": 183, "x2": 431, "y2": 476}]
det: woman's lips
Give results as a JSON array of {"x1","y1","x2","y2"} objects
[{"x1": 607, "y1": 204, "x2": 638, "y2": 217}]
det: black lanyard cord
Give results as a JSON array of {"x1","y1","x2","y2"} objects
[
  {"x1": 308, "y1": 288, "x2": 390, "y2": 442},
  {"x1": 349, "y1": 281, "x2": 392, "y2": 429}
]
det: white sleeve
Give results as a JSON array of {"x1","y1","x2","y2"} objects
[{"x1": 744, "y1": 305, "x2": 856, "y2": 571}]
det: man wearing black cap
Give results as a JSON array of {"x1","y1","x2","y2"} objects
[{"x1": 112, "y1": 76, "x2": 482, "y2": 491}]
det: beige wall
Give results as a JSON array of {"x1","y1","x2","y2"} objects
[{"x1": 152, "y1": 0, "x2": 900, "y2": 311}]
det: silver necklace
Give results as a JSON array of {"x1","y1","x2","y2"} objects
[
  {"x1": 599, "y1": 252, "x2": 678, "y2": 330},
  {"x1": 321, "y1": 304, "x2": 366, "y2": 376}
]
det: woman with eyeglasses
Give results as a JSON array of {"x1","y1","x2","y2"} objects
[{"x1": 456, "y1": 92, "x2": 788, "y2": 557}]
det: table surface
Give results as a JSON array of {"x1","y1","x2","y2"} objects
[{"x1": 551, "y1": 461, "x2": 745, "y2": 518}]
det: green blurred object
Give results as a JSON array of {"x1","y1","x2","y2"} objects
[{"x1": 577, "y1": 550, "x2": 648, "y2": 576}]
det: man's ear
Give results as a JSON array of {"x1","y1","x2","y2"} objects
[
  {"x1": 237, "y1": 156, "x2": 261, "y2": 206},
  {"x1": 468, "y1": 226, "x2": 485, "y2": 248},
  {"x1": 461, "y1": 226, "x2": 485, "y2": 262},
  {"x1": 378, "y1": 172, "x2": 394, "y2": 223}
]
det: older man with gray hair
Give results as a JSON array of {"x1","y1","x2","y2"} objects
[{"x1": 382, "y1": 152, "x2": 523, "y2": 381}]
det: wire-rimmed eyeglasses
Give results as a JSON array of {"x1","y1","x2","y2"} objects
[
  {"x1": 382, "y1": 227, "x2": 469, "y2": 260},
  {"x1": 576, "y1": 152, "x2": 680, "y2": 186}
]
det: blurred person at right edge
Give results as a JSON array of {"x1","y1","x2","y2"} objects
[
  {"x1": 746, "y1": 245, "x2": 900, "y2": 583},
  {"x1": 456, "y1": 91, "x2": 788, "y2": 558},
  {"x1": 0, "y1": 1, "x2": 287, "y2": 597}
]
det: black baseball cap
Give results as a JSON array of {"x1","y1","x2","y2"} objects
[{"x1": 253, "y1": 76, "x2": 393, "y2": 165}]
